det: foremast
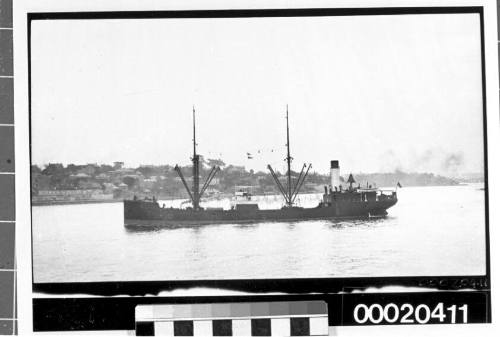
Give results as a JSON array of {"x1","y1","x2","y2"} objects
[
  {"x1": 175, "y1": 107, "x2": 220, "y2": 210},
  {"x1": 268, "y1": 106, "x2": 312, "y2": 207},
  {"x1": 285, "y1": 105, "x2": 292, "y2": 206}
]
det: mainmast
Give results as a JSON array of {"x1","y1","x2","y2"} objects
[
  {"x1": 192, "y1": 106, "x2": 200, "y2": 210},
  {"x1": 174, "y1": 106, "x2": 220, "y2": 211},
  {"x1": 267, "y1": 106, "x2": 312, "y2": 207},
  {"x1": 193, "y1": 106, "x2": 197, "y2": 157}
]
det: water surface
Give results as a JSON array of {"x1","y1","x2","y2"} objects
[{"x1": 32, "y1": 184, "x2": 487, "y2": 282}]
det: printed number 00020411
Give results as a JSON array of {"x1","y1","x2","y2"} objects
[{"x1": 353, "y1": 303, "x2": 468, "y2": 324}]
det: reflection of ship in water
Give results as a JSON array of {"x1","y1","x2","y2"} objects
[{"x1": 124, "y1": 107, "x2": 397, "y2": 227}]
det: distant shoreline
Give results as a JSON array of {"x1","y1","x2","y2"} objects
[
  {"x1": 32, "y1": 199, "x2": 122, "y2": 207},
  {"x1": 31, "y1": 183, "x2": 483, "y2": 207}
]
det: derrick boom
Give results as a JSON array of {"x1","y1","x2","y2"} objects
[{"x1": 174, "y1": 165, "x2": 195, "y2": 205}]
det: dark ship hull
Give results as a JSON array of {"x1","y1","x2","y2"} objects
[
  {"x1": 123, "y1": 107, "x2": 399, "y2": 228},
  {"x1": 124, "y1": 196, "x2": 397, "y2": 227}
]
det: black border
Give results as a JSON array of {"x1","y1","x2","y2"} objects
[
  {"x1": 32, "y1": 291, "x2": 490, "y2": 331},
  {"x1": 28, "y1": 6, "x2": 490, "y2": 298}
]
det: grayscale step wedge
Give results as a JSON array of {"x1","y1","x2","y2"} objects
[{"x1": 135, "y1": 301, "x2": 328, "y2": 336}]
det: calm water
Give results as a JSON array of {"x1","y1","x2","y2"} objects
[{"x1": 33, "y1": 184, "x2": 487, "y2": 283}]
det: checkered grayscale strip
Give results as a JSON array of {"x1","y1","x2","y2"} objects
[
  {"x1": 135, "y1": 302, "x2": 328, "y2": 336},
  {"x1": 136, "y1": 316, "x2": 328, "y2": 336}
]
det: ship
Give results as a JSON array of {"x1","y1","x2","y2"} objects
[{"x1": 124, "y1": 107, "x2": 397, "y2": 227}]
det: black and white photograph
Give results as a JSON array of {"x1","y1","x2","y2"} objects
[
  {"x1": 13, "y1": 1, "x2": 500, "y2": 333},
  {"x1": 28, "y1": 8, "x2": 489, "y2": 285}
]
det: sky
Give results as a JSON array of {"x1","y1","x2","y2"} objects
[{"x1": 30, "y1": 13, "x2": 484, "y2": 175}]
